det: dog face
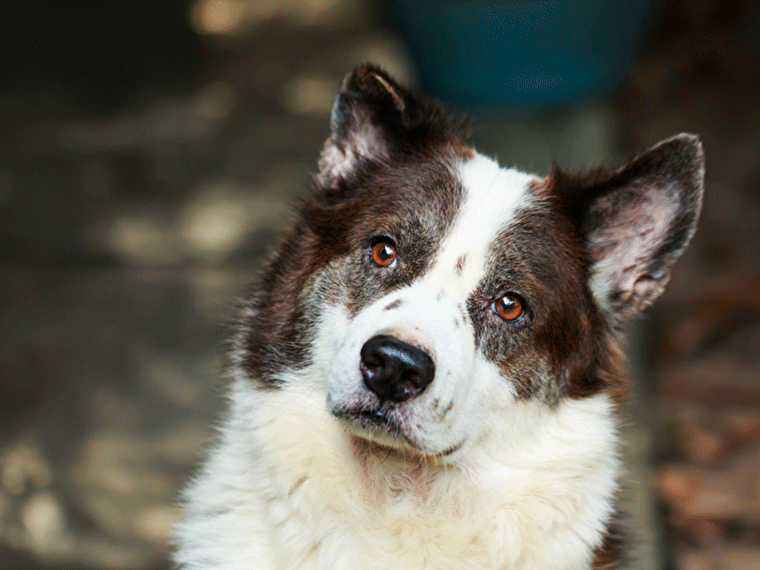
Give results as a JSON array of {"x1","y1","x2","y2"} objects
[{"x1": 237, "y1": 65, "x2": 704, "y2": 461}]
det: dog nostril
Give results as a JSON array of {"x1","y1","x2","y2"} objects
[
  {"x1": 400, "y1": 370, "x2": 419, "y2": 383},
  {"x1": 361, "y1": 354, "x2": 382, "y2": 371},
  {"x1": 359, "y1": 335, "x2": 435, "y2": 403}
]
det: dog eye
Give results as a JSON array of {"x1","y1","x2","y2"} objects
[
  {"x1": 370, "y1": 240, "x2": 397, "y2": 268},
  {"x1": 492, "y1": 294, "x2": 525, "y2": 322}
]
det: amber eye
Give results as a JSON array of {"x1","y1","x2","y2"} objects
[
  {"x1": 493, "y1": 294, "x2": 525, "y2": 322},
  {"x1": 370, "y1": 241, "x2": 397, "y2": 267}
]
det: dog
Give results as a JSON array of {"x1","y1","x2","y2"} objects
[{"x1": 173, "y1": 65, "x2": 704, "y2": 570}]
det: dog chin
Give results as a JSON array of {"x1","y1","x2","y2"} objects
[
  {"x1": 333, "y1": 404, "x2": 416, "y2": 449},
  {"x1": 332, "y1": 404, "x2": 465, "y2": 459}
]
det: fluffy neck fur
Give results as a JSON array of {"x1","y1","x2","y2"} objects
[{"x1": 175, "y1": 375, "x2": 620, "y2": 570}]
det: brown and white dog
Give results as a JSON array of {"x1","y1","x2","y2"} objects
[{"x1": 173, "y1": 65, "x2": 704, "y2": 570}]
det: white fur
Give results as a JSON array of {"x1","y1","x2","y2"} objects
[
  {"x1": 174, "y1": 152, "x2": 621, "y2": 569},
  {"x1": 440, "y1": 154, "x2": 536, "y2": 294},
  {"x1": 175, "y1": 373, "x2": 619, "y2": 570}
]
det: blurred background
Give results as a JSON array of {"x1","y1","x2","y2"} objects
[{"x1": 1, "y1": 0, "x2": 759, "y2": 568}]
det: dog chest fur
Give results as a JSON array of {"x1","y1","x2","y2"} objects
[{"x1": 175, "y1": 377, "x2": 619, "y2": 570}]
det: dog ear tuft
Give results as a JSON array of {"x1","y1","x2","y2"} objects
[{"x1": 554, "y1": 133, "x2": 705, "y2": 325}]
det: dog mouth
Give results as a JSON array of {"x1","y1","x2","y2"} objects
[
  {"x1": 337, "y1": 406, "x2": 404, "y2": 439},
  {"x1": 333, "y1": 406, "x2": 465, "y2": 457}
]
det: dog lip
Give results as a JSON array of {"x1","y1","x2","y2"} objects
[
  {"x1": 440, "y1": 440, "x2": 465, "y2": 456},
  {"x1": 333, "y1": 406, "x2": 465, "y2": 457},
  {"x1": 332, "y1": 404, "x2": 420, "y2": 447},
  {"x1": 337, "y1": 407, "x2": 402, "y2": 436}
]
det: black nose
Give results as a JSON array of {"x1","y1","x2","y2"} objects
[{"x1": 360, "y1": 335, "x2": 435, "y2": 403}]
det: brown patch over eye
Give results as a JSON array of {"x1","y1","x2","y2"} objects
[
  {"x1": 371, "y1": 241, "x2": 397, "y2": 267},
  {"x1": 493, "y1": 294, "x2": 524, "y2": 322}
]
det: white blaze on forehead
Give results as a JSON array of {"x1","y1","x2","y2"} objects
[{"x1": 426, "y1": 153, "x2": 537, "y2": 294}]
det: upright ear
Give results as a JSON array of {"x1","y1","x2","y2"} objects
[
  {"x1": 554, "y1": 134, "x2": 705, "y2": 325},
  {"x1": 318, "y1": 65, "x2": 467, "y2": 189}
]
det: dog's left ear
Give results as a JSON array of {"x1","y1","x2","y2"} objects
[
  {"x1": 555, "y1": 134, "x2": 705, "y2": 325},
  {"x1": 318, "y1": 65, "x2": 465, "y2": 189},
  {"x1": 318, "y1": 65, "x2": 409, "y2": 189}
]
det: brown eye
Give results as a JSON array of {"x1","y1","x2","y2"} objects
[
  {"x1": 493, "y1": 294, "x2": 524, "y2": 322},
  {"x1": 371, "y1": 241, "x2": 397, "y2": 267}
]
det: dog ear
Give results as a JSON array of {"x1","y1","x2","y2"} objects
[
  {"x1": 555, "y1": 134, "x2": 705, "y2": 325},
  {"x1": 318, "y1": 65, "x2": 467, "y2": 189},
  {"x1": 317, "y1": 65, "x2": 411, "y2": 188}
]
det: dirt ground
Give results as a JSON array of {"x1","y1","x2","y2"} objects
[{"x1": 1, "y1": 1, "x2": 758, "y2": 569}]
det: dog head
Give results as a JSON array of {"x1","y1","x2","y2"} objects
[{"x1": 237, "y1": 65, "x2": 704, "y2": 459}]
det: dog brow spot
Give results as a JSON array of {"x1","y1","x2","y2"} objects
[
  {"x1": 384, "y1": 299, "x2": 403, "y2": 311},
  {"x1": 458, "y1": 303, "x2": 468, "y2": 323},
  {"x1": 455, "y1": 254, "x2": 467, "y2": 275}
]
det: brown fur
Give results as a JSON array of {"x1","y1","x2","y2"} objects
[{"x1": 591, "y1": 525, "x2": 626, "y2": 570}]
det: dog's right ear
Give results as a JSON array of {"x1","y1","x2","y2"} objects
[
  {"x1": 318, "y1": 65, "x2": 467, "y2": 189},
  {"x1": 317, "y1": 65, "x2": 410, "y2": 189}
]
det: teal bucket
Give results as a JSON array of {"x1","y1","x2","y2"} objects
[{"x1": 382, "y1": 0, "x2": 655, "y2": 107}]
